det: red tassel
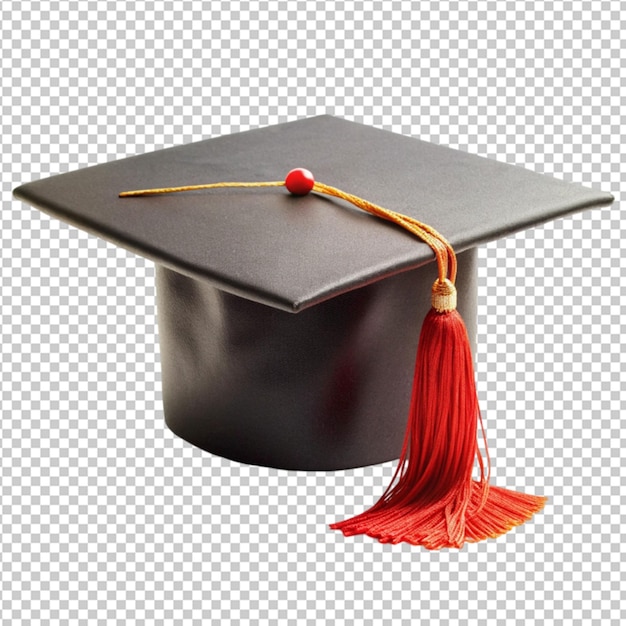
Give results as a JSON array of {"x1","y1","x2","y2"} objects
[{"x1": 331, "y1": 292, "x2": 547, "y2": 549}]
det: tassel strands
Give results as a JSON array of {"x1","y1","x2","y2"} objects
[
  {"x1": 120, "y1": 167, "x2": 547, "y2": 549},
  {"x1": 330, "y1": 296, "x2": 547, "y2": 549}
]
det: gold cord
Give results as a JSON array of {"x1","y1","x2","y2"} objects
[
  {"x1": 120, "y1": 177, "x2": 458, "y2": 308},
  {"x1": 119, "y1": 181, "x2": 285, "y2": 197}
]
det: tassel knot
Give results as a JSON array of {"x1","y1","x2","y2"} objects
[{"x1": 431, "y1": 278, "x2": 457, "y2": 312}]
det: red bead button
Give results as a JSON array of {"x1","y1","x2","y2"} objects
[{"x1": 285, "y1": 168, "x2": 315, "y2": 196}]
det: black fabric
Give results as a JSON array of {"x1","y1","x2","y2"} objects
[
  {"x1": 14, "y1": 116, "x2": 614, "y2": 312},
  {"x1": 13, "y1": 116, "x2": 613, "y2": 469},
  {"x1": 156, "y1": 250, "x2": 477, "y2": 470}
]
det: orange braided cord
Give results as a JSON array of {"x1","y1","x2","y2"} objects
[{"x1": 120, "y1": 175, "x2": 456, "y2": 286}]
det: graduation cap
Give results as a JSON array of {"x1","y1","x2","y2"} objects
[{"x1": 14, "y1": 116, "x2": 613, "y2": 549}]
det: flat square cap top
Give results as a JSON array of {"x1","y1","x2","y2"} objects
[{"x1": 14, "y1": 116, "x2": 613, "y2": 311}]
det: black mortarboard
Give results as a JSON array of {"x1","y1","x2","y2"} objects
[{"x1": 14, "y1": 116, "x2": 613, "y2": 548}]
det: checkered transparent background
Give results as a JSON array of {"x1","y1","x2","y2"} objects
[{"x1": 2, "y1": 1, "x2": 624, "y2": 624}]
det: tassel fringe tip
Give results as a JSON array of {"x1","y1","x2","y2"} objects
[{"x1": 331, "y1": 483, "x2": 547, "y2": 550}]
